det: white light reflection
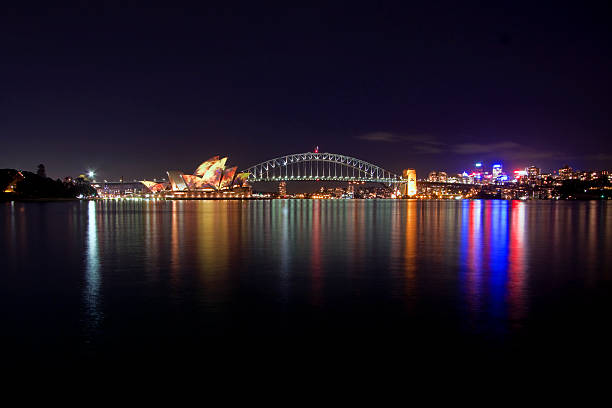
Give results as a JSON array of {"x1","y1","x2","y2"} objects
[
  {"x1": 279, "y1": 200, "x2": 290, "y2": 304},
  {"x1": 84, "y1": 200, "x2": 102, "y2": 339}
]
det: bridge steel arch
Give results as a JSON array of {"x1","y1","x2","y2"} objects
[{"x1": 242, "y1": 152, "x2": 402, "y2": 184}]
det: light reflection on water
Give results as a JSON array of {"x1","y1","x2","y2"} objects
[
  {"x1": 84, "y1": 200, "x2": 102, "y2": 340},
  {"x1": 1, "y1": 199, "x2": 612, "y2": 358}
]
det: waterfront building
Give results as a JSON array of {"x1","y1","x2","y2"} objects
[
  {"x1": 136, "y1": 156, "x2": 251, "y2": 198},
  {"x1": 96, "y1": 181, "x2": 149, "y2": 197},
  {"x1": 167, "y1": 170, "x2": 189, "y2": 191},
  {"x1": 278, "y1": 181, "x2": 287, "y2": 197}
]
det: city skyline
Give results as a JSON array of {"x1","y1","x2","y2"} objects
[
  {"x1": 1, "y1": 2, "x2": 611, "y2": 180},
  {"x1": 3, "y1": 0, "x2": 612, "y2": 382},
  {"x1": 13, "y1": 154, "x2": 610, "y2": 183},
  {"x1": 13, "y1": 155, "x2": 610, "y2": 181}
]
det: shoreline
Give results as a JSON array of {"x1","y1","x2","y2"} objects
[
  {"x1": 3, "y1": 197, "x2": 610, "y2": 202},
  {"x1": 0, "y1": 197, "x2": 80, "y2": 202}
]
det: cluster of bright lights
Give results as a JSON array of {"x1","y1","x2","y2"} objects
[
  {"x1": 456, "y1": 162, "x2": 515, "y2": 184},
  {"x1": 514, "y1": 170, "x2": 527, "y2": 179}
]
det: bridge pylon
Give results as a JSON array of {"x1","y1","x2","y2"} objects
[{"x1": 400, "y1": 169, "x2": 417, "y2": 197}]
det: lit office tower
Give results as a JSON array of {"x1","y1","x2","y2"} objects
[
  {"x1": 428, "y1": 171, "x2": 447, "y2": 182},
  {"x1": 492, "y1": 164, "x2": 503, "y2": 179},
  {"x1": 472, "y1": 162, "x2": 483, "y2": 183},
  {"x1": 401, "y1": 169, "x2": 417, "y2": 197},
  {"x1": 559, "y1": 165, "x2": 573, "y2": 180},
  {"x1": 527, "y1": 166, "x2": 540, "y2": 179},
  {"x1": 278, "y1": 181, "x2": 287, "y2": 197}
]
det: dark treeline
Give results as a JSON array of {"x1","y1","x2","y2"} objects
[
  {"x1": 558, "y1": 176, "x2": 612, "y2": 200},
  {"x1": 0, "y1": 168, "x2": 96, "y2": 200}
]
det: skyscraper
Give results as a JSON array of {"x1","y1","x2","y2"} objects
[{"x1": 492, "y1": 164, "x2": 503, "y2": 179}]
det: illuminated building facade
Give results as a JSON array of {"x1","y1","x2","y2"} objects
[
  {"x1": 428, "y1": 171, "x2": 447, "y2": 182},
  {"x1": 347, "y1": 182, "x2": 355, "y2": 196},
  {"x1": 527, "y1": 166, "x2": 540, "y2": 179},
  {"x1": 559, "y1": 165, "x2": 573, "y2": 180},
  {"x1": 167, "y1": 171, "x2": 189, "y2": 191},
  {"x1": 96, "y1": 181, "x2": 150, "y2": 197},
  {"x1": 139, "y1": 156, "x2": 251, "y2": 198},
  {"x1": 278, "y1": 181, "x2": 287, "y2": 197},
  {"x1": 492, "y1": 163, "x2": 503, "y2": 179},
  {"x1": 472, "y1": 162, "x2": 483, "y2": 183}
]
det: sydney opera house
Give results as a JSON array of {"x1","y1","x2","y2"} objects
[{"x1": 140, "y1": 156, "x2": 251, "y2": 198}]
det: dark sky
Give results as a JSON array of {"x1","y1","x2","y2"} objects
[{"x1": 1, "y1": 1, "x2": 611, "y2": 180}]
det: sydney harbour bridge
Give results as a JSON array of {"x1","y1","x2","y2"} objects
[
  {"x1": 241, "y1": 151, "x2": 406, "y2": 185},
  {"x1": 137, "y1": 149, "x2": 417, "y2": 198}
]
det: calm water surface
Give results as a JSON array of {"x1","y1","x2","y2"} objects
[{"x1": 2, "y1": 199, "x2": 612, "y2": 365}]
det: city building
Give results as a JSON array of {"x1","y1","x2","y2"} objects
[
  {"x1": 492, "y1": 163, "x2": 503, "y2": 179},
  {"x1": 446, "y1": 175, "x2": 461, "y2": 184},
  {"x1": 559, "y1": 165, "x2": 573, "y2": 180},
  {"x1": 427, "y1": 171, "x2": 447, "y2": 182},
  {"x1": 137, "y1": 156, "x2": 251, "y2": 198},
  {"x1": 95, "y1": 181, "x2": 149, "y2": 197},
  {"x1": 347, "y1": 182, "x2": 355, "y2": 196},
  {"x1": 278, "y1": 181, "x2": 287, "y2": 197},
  {"x1": 527, "y1": 165, "x2": 540, "y2": 179},
  {"x1": 472, "y1": 162, "x2": 484, "y2": 182}
]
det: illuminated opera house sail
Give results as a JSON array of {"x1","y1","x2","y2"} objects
[{"x1": 140, "y1": 156, "x2": 251, "y2": 197}]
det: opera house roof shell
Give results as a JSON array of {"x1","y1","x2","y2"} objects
[{"x1": 141, "y1": 156, "x2": 249, "y2": 192}]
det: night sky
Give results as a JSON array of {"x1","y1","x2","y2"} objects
[{"x1": 1, "y1": 1, "x2": 611, "y2": 180}]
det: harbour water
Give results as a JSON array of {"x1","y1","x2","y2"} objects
[{"x1": 1, "y1": 199, "x2": 611, "y2": 367}]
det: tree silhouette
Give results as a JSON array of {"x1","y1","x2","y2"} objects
[{"x1": 36, "y1": 164, "x2": 46, "y2": 178}]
